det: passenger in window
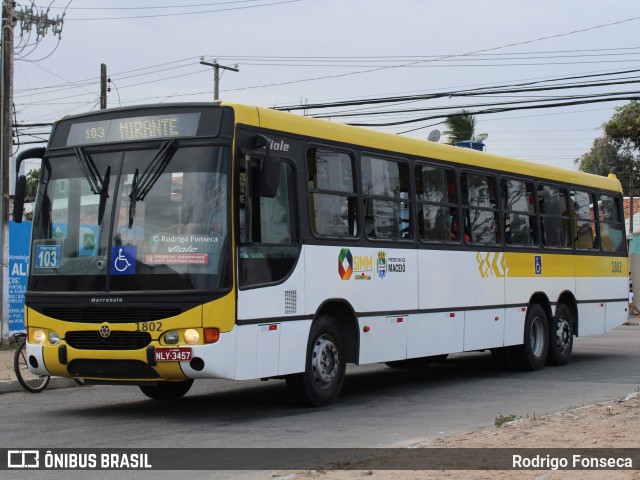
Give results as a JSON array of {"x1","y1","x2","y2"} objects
[
  {"x1": 450, "y1": 217, "x2": 470, "y2": 242},
  {"x1": 450, "y1": 219, "x2": 459, "y2": 241}
]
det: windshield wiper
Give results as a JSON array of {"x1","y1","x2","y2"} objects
[
  {"x1": 73, "y1": 146, "x2": 110, "y2": 226},
  {"x1": 128, "y1": 139, "x2": 177, "y2": 228}
]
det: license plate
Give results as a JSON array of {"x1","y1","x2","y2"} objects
[{"x1": 154, "y1": 347, "x2": 192, "y2": 362}]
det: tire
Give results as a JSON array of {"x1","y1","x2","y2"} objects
[
  {"x1": 139, "y1": 379, "x2": 193, "y2": 400},
  {"x1": 546, "y1": 303, "x2": 574, "y2": 366},
  {"x1": 286, "y1": 316, "x2": 346, "y2": 407},
  {"x1": 386, "y1": 354, "x2": 448, "y2": 369},
  {"x1": 14, "y1": 341, "x2": 50, "y2": 393},
  {"x1": 510, "y1": 303, "x2": 549, "y2": 371}
]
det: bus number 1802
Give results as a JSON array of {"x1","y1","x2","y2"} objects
[{"x1": 135, "y1": 321, "x2": 163, "y2": 332}]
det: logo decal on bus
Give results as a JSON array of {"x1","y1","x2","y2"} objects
[
  {"x1": 339, "y1": 248, "x2": 374, "y2": 280},
  {"x1": 338, "y1": 248, "x2": 353, "y2": 280},
  {"x1": 377, "y1": 251, "x2": 386, "y2": 279},
  {"x1": 476, "y1": 252, "x2": 508, "y2": 278}
]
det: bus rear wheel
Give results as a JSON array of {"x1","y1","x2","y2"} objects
[
  {"x1": 286, "y1": 316, "x2": 346, "y2": 407},
  {"x1": 511, "y1": 303, "x2": 548, "y2": 371},
  {"x1": 139, "y1": 379, "x2": 193, "y2": 400},
  {"x1": 546, "y1": 303, "x2": 574, "y2": 366}
]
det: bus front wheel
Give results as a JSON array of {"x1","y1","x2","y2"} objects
[
  {"x1": 511, "y1": 303, "x2": 549, "y2": 371},
  {"x1": 286, "y1": 316, "x2": 346, "y2": 407},
  {"x1": 139, "y1": 379, "x2": 194, "y2": 400},
  {"x1": 546, "y1": 303, "x2": 574, "y2": 366}
]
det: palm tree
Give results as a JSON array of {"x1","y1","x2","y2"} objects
[{"x1": 444, "y1": 110, "x2": 476, "y2": 145}]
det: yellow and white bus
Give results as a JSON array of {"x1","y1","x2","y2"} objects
[{"x1": 13, "y1": 103, "x2": 628, "y2": 406}]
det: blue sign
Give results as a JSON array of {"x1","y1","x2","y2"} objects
[
  {"x1": 534, "y1": 255, "x2": 542, "y2": 275},
  {"x1": 110, "y1": 245, "x2": 137, "y2": 275},
  {"x1": 9, "y1": 221, "x2": 32, "y2": 333}
]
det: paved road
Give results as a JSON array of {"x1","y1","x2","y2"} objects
[{"x1": 1, "y1": 325, "x2": 638, "y2": 461}]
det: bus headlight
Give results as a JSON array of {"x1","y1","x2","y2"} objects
[
  {"x1": 48, "y1": 331, "x2": 60, "y2": 345},
  {"x1": 33, "y1": 329, "x2": 46, "y2": 345},
  {"x1": 184, "y1": 329, "x2": 200, "y2": 345},
  {"x1": 164, "y1": 331, "x2": 179, "y2": 345}
]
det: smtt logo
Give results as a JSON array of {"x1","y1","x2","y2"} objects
[
  {"x1": 8, "y1": 450, "x2": 39, "y2": 468},
  {"x1": 338, "y1": 248, "x2": 353, "y2": 280}
]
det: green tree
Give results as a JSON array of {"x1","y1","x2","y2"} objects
[
  {"x1": 444, "y1": 110, "x2": 476, "y2": 145},
  {"x1": 603, "y1": 100, "x2": 640, "y2": 153},
  {"x1": 575, "y1": 137, "x2": 636, "y2": 195},
  {"x1": 602, "y1": 101, "x2": 640, "y2": 195},
  {"x1": 25, "y1": 168, "x2": 40, "y2": 203}
]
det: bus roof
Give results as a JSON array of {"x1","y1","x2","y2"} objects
[{"x1": 228, "y1": 102, "x2": 622, "y2": 193}]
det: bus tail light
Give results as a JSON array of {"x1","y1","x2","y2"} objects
[{"x1": 204, "y1": 328, "x2": 220, "y2": 344}]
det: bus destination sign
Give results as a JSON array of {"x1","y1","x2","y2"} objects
[{"x1": 66, "y1": 113, "x2": 201, "y2": 146}]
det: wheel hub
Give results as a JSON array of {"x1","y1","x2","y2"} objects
[
  {"x1": 311, "y1": 334, "x2": 339, "y2": 389},
  {"x1": 556, "y1": 318, "x2": 572, "y2": 352}
]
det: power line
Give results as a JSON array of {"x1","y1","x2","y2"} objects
[{"x1": 64, "y1": 0, "x2": 303, "y2": 21}]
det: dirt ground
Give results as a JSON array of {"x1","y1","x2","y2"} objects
[{"x1": 1, "y1": 331, "x2": 639, "y2": 479}]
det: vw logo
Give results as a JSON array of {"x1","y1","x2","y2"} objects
[{"x1": 99, "y1": 324, "x2": 111, "y2": 339}]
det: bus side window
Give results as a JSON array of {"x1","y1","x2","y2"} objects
[
  {"x1": 598, "y1": 194, "x2": 625, "y2": 253},
  {"x1": 415, "y1": 163, "x2": 458, "y2": 243},
  {"x1": 361, "y1": 154, "x2": 412, "y2": 240},
  {"x1": 461, "y1": 171, "x2": 499, "y2": 245},
  {"x1": 501, "y1": 177, "x2": 537, "y2": 247},
  {"x1": 572, "y1": 189, "x2": 598, "y2": 250},
  {"x1": 307, "y1": 147, "x2": 358, "y2": 238},
  {"x1": 539, "y1": 184, "x2": 570, "y2": 249}
]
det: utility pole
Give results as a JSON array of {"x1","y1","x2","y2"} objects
[
  {"x1": 1, "y1": 2, "x2": 64, "y2": 343},
  {"x1": 100, "y1": 63, "x2": 107, "y2": 109},
  {"x1": 1, "y1": 0, "x2": 15, "y2": 344},
  {"x1": 199, "y1": 58, "x2": 239, "y2": 101}
]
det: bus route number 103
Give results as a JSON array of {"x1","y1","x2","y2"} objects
[{"x1": 35, "y1": 245, "x2": 61, "y2": 269}]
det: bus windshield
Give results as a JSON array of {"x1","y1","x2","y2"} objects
[{"x1": 29, "y1": 143, "x2": 231, "y2": 293}]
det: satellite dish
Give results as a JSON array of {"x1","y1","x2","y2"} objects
[
  {"x1": 475, "y1": 133, "x2": 488, "y2": 142},
  {"x1": 427, "y1": 130, "x2": 441, "y2": 142}
]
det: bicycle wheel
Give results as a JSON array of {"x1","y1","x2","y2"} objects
[{"x1": 13, "y1": 341, "x2": 50, "y2": 393}]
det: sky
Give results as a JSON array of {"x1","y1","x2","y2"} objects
[{"x1": 11, "y1": 0, "x2": 640, "y2": 172}]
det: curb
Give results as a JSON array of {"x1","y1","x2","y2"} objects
[{"x1": 0, "y1": 377, "x2": 79, "y2": 394}]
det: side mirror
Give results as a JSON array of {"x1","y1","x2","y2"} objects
[
  {"x1": 254, "y1": 135, "x2": 281, "y2": 198},
  {"x1": 12, "y1": 147, "x2": 45, "y2": 224},
  {"x1": 12, "y1": 175, "x2": 26, "y2": 223}
]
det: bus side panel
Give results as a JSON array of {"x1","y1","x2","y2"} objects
[
  {"x1": 577, "y1": 303, "x2": 606, "y2": 335},
  {"x1": 278, "y1": 320, "x2": 312, "y2": 375},
  {"x1": 504, "y1": 306, "x2": 527, "y2": 346},
  {"x1": 464, "y1": 308, "x2": 505, "y2": 351},
  {"x1": 575, "y1": 256, "x2": 628, "y2": 335},
  {"x1": 358, "y1": 315, "x2": 408, "y2": 364},
  {"x1": 419, "y1": 250, "x2": 506, "y2": 351},
  {"x1": 605, "y1": 301, "x2": 628, "y2": 332},
  {"x1": 406, "y1": 312, "x2": 464, "y2": 358}
]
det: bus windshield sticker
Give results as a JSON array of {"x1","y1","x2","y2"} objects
[
  {"x1": 66, "y1": 113, "x2": 201, "y2": 146},
  {"x1": 34, "y1": 244, "x2": 61, "y2": 270},
  {"x1": 144, "y1": 253, "x2": 209, "y2": 265},
  {"x1": 110, "y1": 245, "x2": 137, "y2": 275}
]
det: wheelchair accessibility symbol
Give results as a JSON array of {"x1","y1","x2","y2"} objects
[{"x1": 110, "y1": 245, "x2": 137, "y2": 275}]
